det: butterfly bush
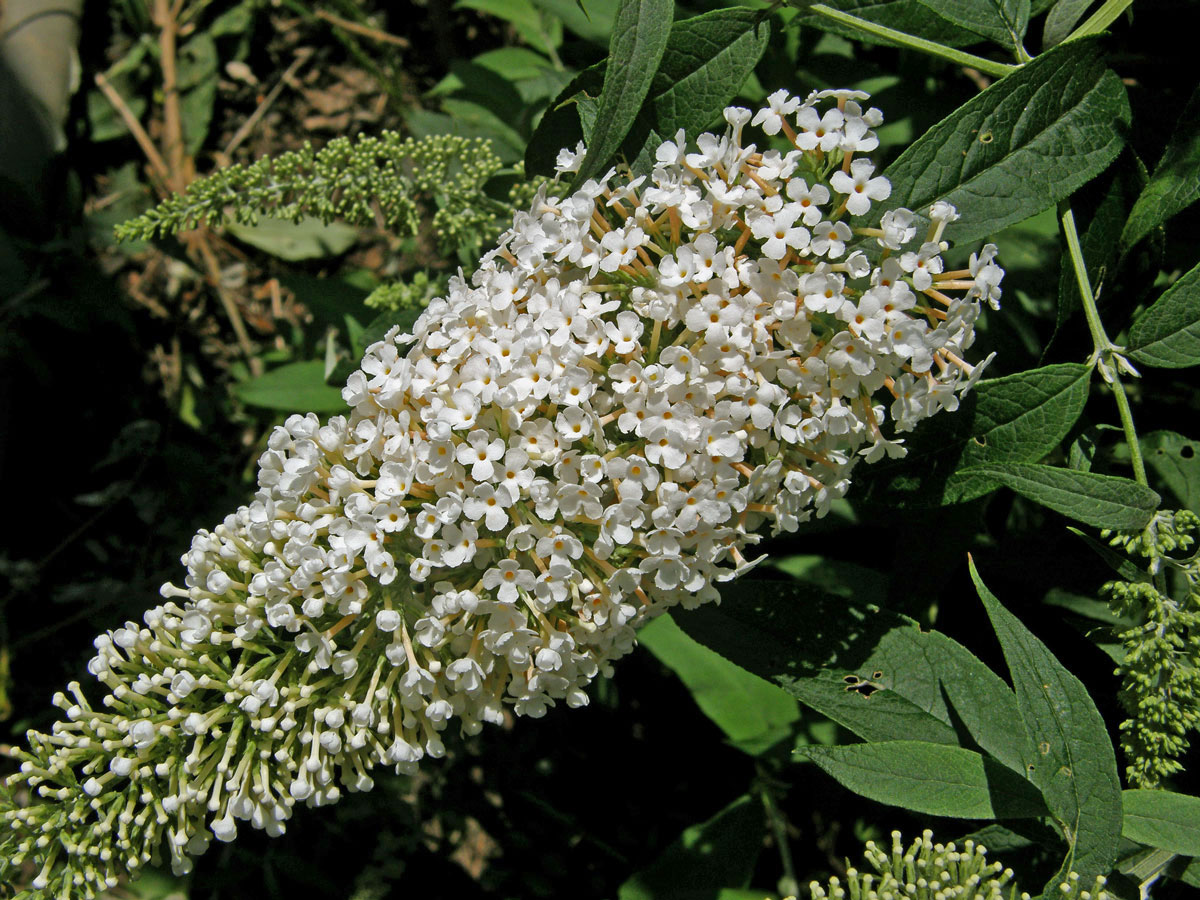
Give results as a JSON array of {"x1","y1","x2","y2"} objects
[{"x1": 2, "y1": 88, "x2": 1004, "y2": 897}]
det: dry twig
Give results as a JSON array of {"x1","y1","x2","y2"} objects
[{"x1": 315, "y1": 8, "x2": 409, "y2": 48}]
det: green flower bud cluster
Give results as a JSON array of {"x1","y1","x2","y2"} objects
[
  {"x1": 114, "y1": 132, "x2": 505, "y2": 249},
  {"x1": 364, "y1": 270, "x2": 444, "y2": 312},
  {"x1": 806, "y1": 830, "x2": 1107, "y2": 900},
  {"x1": 1102, "y1": 509, "x2": 1200, "y2": 787}
]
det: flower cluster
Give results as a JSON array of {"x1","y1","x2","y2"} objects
[
  {"x1": 807, "y1": 830, "x2": 1108, "y2": 900},
  {"x1": 2, "y1": 88, "x2": 1003, "y2": 897},
  {"x1": 1102, "y1": 508, "x2": 1200, "y2": 787}
]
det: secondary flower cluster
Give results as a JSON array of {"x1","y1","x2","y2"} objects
[
  {"x1": 806, "y1": 830, "x2": 1109, "y2": 900},
  {"x1": 2, "y1": 88, "x2": 1003, "y2": 897}
]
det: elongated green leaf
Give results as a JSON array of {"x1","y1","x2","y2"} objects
[
  {"x1": 1115, "y1": 431, "x2": 1200, "y2": 510},
  {"x1": 676, "y1": 581, "x2": 970, "y2": 747},
  {"x1": 956, "y1": 366, "x2": 1092, "y2": 466},
  {"x1": 645, "y1": 9, "x2": 769, "y2": 141},
  {"x1": 531, "y1": 0, "x2": 620, "y2": 43},
  {"x1": 803, "y1": 741, "x2": 1047, "y2": 818},
  {"x1": 1127, "y1": 261, "x2": 1200, "y2": 368},
  {"x1": 525, "y1": 65, "x2": 604, "y2": 175},
  {"x1": 1043, "y1": 0, "x2": 1097, "y2": 46},
  {"x1": 915, "y1": 0, "x2": 1029, "y2": 52},
  {"x1": 639, "y1": 613, "x2": 800, "y2": 755},
  {"x1": 1121, "y1": 84, "x2": 1200, "y2": 249},
  {"x1": 528, "y1": 9, "x2": 768, "y2": 178},
  {"x1": 956, "y1": 463, "x2": 1159, "y2": 530},
  {"x1": 929, "y1": 633, "x2": 1033, "y2": 775},
  {"x1": 1122, "y1": 790, "x2": 1200, "y2": 856},
  {"x1": 572, "y1": 0, "x2": 673, "y2": 187},
  {"x1": 857, "y1": 364, "x2": 1091, "y2": 508},
  {"x1": 234, "y1": 361, "x2": 346, "y2": 413},
  {"x1": 618, "y1": 795, "x2": 761, "y2": 900},
  {"x1": 797, "y1": 0, "x2": 984, "y2": 47},
  {"x1": 455, "y1": 0, "x2": 563, "y2": 56},
  {"x1": 1066, "y1": 527, "x2": 1152, "y2": 586},
  {"x1": 878, "y1": 37, "x2": 1129, "y2": 244},
  {"x1": 772, "y1": 556, "x2": 888, "y2": 604},
  {"x1": 226, "y1": 217, "x2": 359, "y2": 261},
  {"x1": 971, "y1": 561, "x2": 1122, "y2": 883}
]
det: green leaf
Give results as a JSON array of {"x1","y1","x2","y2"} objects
[
  {"x1": 1065, "y1": 527, "x2": 1151, "y2": 586},
  {"x1": 209, "y1": 1, "x2": 254, "y2": 37},
  {"x1": 675, "y1": 581, "x2": 966, "y2": 746},
  {"x1": 772, "y1": 556, "x2": 888, "y2": 604},
  {"x1": 929, "y1": 632, "x2": 1033, "y2": 776},
  {"x1": 617, "y1": 795, "x2": 762, "y2": 900},
  {"x1": 234, "y1": 361, "x2": 346, "y2": 413},
  {"x1": 181, "y1": 77, "x2": 217, "y2": 156},
  {"x1": 455, "y1": 0, "x2": 563, "y2": 56},
  {"x1": 1120, "y1": 84, "x2": 1200, "y2": 249},
  {"x1": 404, "y1": 109, "x2": 523, "y2": 164},
  {"x1": 359, "y1": 308, "x2": 424, "y2": 353},
  {"x1": 428, "y1": 60, "x2": 531, "y2": 126},
  {"x1": 1114, "y1": 431, "x2": 1200, "y2": 510},
  {"x1": 797, "y1": 0, "x2": 985, "y2": 48},
  {"x1": 955, "y1": 365, "x2": 1093, "y2": 467},
  {"x1": 439, "y1": 97, "x2": 528, "y2": 155},
  {"x1": 572, "y1": 0, "x2": 673, "y2": 187},
  {"x1": 639, "y1": 613, "x2": 800, "y2": 755},
  {"x1": 531, "y1": 0, "x2": 620, "y2": 43},
  {"x1": 955, "y1": 463, "x2": 1159, "y2": 530},
  {"x1": 857, "y1": 364, "x2": 1092, "y2": 508},
  {"x1": 121, "y1": 866, "x2": 190, "y2": 900},
  {"x1": 225, "y1": 217, "x2": 359, "y2": 261},
  {"x1": 1042, "y1": 0, "x2": 1096, "y2": 46},
  {"x1": 971, "y1": 560, "x2": 1122, "y2": 883},
  {"x1": 1127, "y1": 261, "x2": 1200, "y2": 368},
  {"x1": 878, "y1": 37, "x2": 1130, "y2": 244},
  {"x1": 473, "y1": 46, "x2": 556, "y2": 81},
  {"x1": 524, "y1": 63, "x2": 603, "y2": 173},
  {"x1": 914, "y1": 0, "x2": 1029, "y2": 52},
  {"x1": 1122, "y1": 789, "x2": 1200, "y2": 856},
  {"x1": 643, "y1": 9, "x2": 770, "y2": 144},
  {"x1": 528, "y1": 9, "x2": 767, "y2": 178},
  {"x1": 802, "y1": 741, "x2": 1048, "y2": 818}
]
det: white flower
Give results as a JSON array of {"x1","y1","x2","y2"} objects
[
  {"x1": 830, "y1": 159, "x2": 892, "y2": 216},
  {"x1": 752, "y1": 88, "x2": 801, "y2": 135},
  {"x1": 749, "y1": 207, "x2": 810, "y2": 260}
]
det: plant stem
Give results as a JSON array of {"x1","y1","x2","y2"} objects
[
  {"x1": 1059, "y1": 201, "x2": 1148, "y2": 487},
  {"x1": 804, "y1": 3, "x2": 1019, "y2": 79},
  {"x1": 1066, "y1": 0, "x2": 1135, "y2": 42},
  {"x1": 757, "y1": 764, "x2": 798, "y2": 897}
]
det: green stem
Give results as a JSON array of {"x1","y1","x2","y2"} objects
[
  {"x1": 1066, "y1": 0, "x2": 1135, "y2": 42},
  {"x1": 757, "y1": 764, "x2": 798, "y2": 897},
  {"x1": 1111, "y1": 377, "x2": 1148, "y2": 487},
  {"x1": 805, "y1": 3, "x2": 1019, "y2": 79},
  {"x1": 1059, "y1": 201, "x2": 1148, "y2": 487}
]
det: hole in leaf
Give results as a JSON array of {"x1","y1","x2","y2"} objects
[
  {"x1": 1182, "y1": 445, "x2": 1195, "y2": 459},
  {"x1": 843, "y1": 675, "x2": 879, "y2": 698}
]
